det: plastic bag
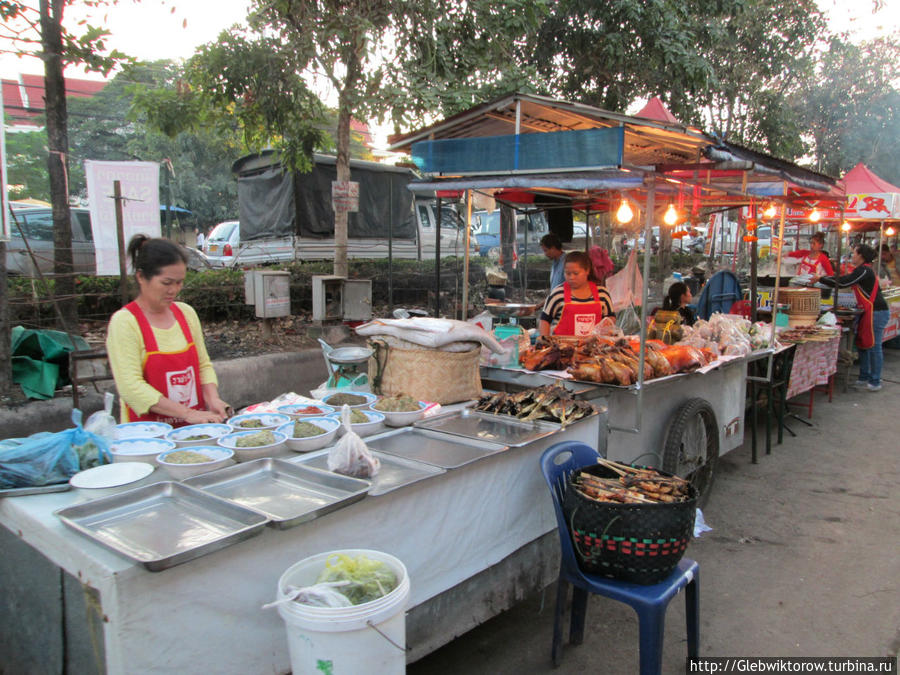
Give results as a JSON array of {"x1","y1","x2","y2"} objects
[
  {"x1": 327, "y1": 406, "x2": 380, "y2": 478},
  {"x1": 0, "y1": 409, "x2": 111, "y2": 489},
  {"x1": 84, "y1": 391, "x2": 117, "y2": 442},
  {"x1": 606, "y1": 248, "x2": 644, "y2": 312},
  {"x1": 615, "y1": 305, "x2": 642, "y2": 336},
  {"x1": 262, "y1": 582, "x2": 354, "y2": 610},
  {"x1": 315, "y1": 553, "x2": 398, "y2": 605}
]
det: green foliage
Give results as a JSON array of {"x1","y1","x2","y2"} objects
[{"x1": 5, "y1": 130, "x2": 50, "y2": 201}]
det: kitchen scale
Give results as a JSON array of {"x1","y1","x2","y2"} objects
[
  {"x1": 318, "y1": 339, "x2": 373, "y2": 389},
  {"x1": 483, "y1": 302, "x2": 538, "y2": 366}
]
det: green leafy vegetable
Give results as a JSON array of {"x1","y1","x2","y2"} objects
[{"x1": 315, "y1": 554, "x2": 398, "y2": 605}]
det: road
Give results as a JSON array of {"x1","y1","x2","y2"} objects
[{"x1": 408, "y1": 351, "x2": 900, "y2": 674}]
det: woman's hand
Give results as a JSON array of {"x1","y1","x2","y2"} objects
[
  {"x1": 205, "y1": 396, "x2": 229, "y2": 420},
  {"x1": 184, "y1": 408, "x2": 226, "y2": 425},
  {"x1": 808, "y1": 275, "x2": 820, "y2": 285}
]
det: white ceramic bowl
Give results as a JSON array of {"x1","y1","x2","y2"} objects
[
  {"x1": 226, "y1": 412, "x2": 291, "y2": 431},
  {"x1": 277, "y1": 403, "x2": 336, "y2": 420},
  {"x1": 156, "y1": 446, "x2": 234, "y2": 480},
  {"x1": 276, "y1": 417, "x2": 340, "y2": 453},
  {"x1": 370, "y1": 400, "x2": 427, "y2": 427},
  {"x1": 165, "y1": 423, "x2": 233, "y2": 448},
  {"x1": 322, "y1": 391, "x2": 378, "y2": 410},
  {"x1": 217, "y1": 430, "x2": 288, "y2": 462},
  {"x1": 109, "y1": 437, "x2": 176, "y2": 463},
  {"x1": 113, "y1": 421, "x2": 173, "y2": 440},
  {"x1": 329, "y1": 409, "x2": 386, "y2": 438}
]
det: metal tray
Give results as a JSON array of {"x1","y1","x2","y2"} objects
[
  {"x1": 289, "y1": 449, "x2": 445, "y2": 496},
  {"x1": 364, "y1": 427, "x2": 508, "y2": 469},
  {"x1": 183, "y1": 458, "x2": 369, "y2": 529},
  {"x1": 54, "y1": 482, "x2": 268, "y2": 571},
  {"x1": 413, "y1": 409, "x2": 560, "y2": 447},
  {"x1": 0, "y1": 482, "x2": 72, "y2": 498}
]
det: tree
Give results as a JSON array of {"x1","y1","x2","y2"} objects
[
  {"x1": 798, "y1": 36, "x2": 900, "y2": 184},
  {"x1": 1, "y1": 0, "x2": 129, "y2": 331},
  {"x1": 4, "y1": 129, "x2": 50, "y2": 201}
]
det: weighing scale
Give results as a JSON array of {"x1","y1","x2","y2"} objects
[
  {"x1": 318, "y1": 340, "x2": 374, "y2": 389},
  {"x1": 483, "y1": 302, "x2": 538, "y2": 366}
]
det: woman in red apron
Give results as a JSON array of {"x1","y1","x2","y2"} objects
[
  {"x1": 539, "y1": 251, "x2": 615, "y2": 337},
  {"x1": 106, "y1": 236, "x2": 229, "y2": 426},
  {"x1": 787, "y1": 231, "x2": 834, "y2": 277},
  {"x1": 812, "y1": 244, "x2": 890, "y2": 391}
]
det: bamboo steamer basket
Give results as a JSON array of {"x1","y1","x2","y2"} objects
[{"x1": 780, "y1": 288, "x2": 821, "y2": 328}]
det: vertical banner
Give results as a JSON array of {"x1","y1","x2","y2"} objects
[{"x1": 84, "y1": 160, "x2": 160, "y2": 275}]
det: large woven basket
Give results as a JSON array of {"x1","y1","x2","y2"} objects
[
  {"x1": 367, "y1": 340, "x2": 483, "y2": 404},
  {"x1": 779, "y1": 288, "x2": 821, "y2": 314},
  {"x1": 564, "y1": 463, "x2": 697, "y2": 584}
]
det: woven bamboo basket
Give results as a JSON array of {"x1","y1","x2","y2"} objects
[
  {"x1": 367, "y1": 340, "x2": 483, "y2": 404},
  {"x1": 779, "y1": 288, "x2": 821, "y2": 314}
]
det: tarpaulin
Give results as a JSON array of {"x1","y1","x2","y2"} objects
[{"x1": 11, "y1": 327, "x2": 90, "y2": 400}]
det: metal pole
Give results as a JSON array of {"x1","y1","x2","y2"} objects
[
  {"x1": 463, "y1": 190, "x2": 472, "y2": 319},
  {"x1": 876, "y1": 220, "x2": 885, "y2": 280},
  {"x1": 388, "y1": 176, "x2": 394, "y2": 312},
  {"x1": 434, "y1": 196, "x2": 442, "y2": 317},
  {"x1": 633, "y1": 179, "x2": 655, "y2": 432},
  {"x1": 770, "y1": 184, "x2": 788, "y2": 343},
  {"x1": 114, "y1": 180, "x2": 128, "y2": 305}
]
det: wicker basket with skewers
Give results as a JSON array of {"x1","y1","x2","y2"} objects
[{"x1": 563, "y1": 458, "x2": 698, "y2": 584}]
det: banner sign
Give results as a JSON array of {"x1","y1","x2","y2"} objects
[
  {"x1": 85, "y1": 160, "x2": 160, "y2": 275},
  {"x1": 331, "y1": 181, "x2": 359, "y2": 213},
  {"x1": 846, "y1": 193, "x2": 898, "y2": 219}
]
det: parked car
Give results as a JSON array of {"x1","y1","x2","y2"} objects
[
  {"x1": 203, "y1": 219, "x2": 240, "y2": 267},
  {"x1": 5, "y1": 203, "x2": 95, "y2": 275},
  {"x1": 472, "y1": 209, "x2": 549, "y2": 258}
]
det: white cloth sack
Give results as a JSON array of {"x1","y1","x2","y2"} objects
[{"x1": 355, "y1": 317, "x2": 505, "y2": 353}]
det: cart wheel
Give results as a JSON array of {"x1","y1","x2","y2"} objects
[{"x1": 662, "y1": 398, "x2": 719, "y2": 507}]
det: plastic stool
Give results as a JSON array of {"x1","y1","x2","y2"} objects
[{"x1": 540, "y1": 441, "x2": 700, "y2": 674}]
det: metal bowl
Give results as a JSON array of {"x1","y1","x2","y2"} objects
[{"x1": 483, "y1": 303, "x2": 539, "y2": 318}]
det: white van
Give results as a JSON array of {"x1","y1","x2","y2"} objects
[{"x1": 5, "y1": 203, "x2": 95, "y2": 275}]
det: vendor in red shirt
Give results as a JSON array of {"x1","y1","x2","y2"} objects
[
  {"x1": 787, "y1": 231, "x2": 834, "y2": 277},
  {"x1": 539, "y1": 251, "x2": 614, "y2": 337}
]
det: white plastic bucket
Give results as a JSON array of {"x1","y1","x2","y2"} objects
[{"x1": 276, "y1": 549, "x2": 409, "y2": 674}]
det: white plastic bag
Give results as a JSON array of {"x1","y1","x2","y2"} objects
[
  {"x1": 327, "y1": 406, "x2": 381, "y2": 478},
  {"x1": 606, "y1": 248, "x2": 644, "y2": 312},
  {"x1": 84, "y1": 392, "x2": 117, "y2": 442}
]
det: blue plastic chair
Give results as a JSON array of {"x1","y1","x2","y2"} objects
[{"x1": 539, "y1": 441, "x2": 700, "y2": 673}]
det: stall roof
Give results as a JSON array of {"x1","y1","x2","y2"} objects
[{"x1": 389, "y1": 92, "x2": 837, "y2": 209}]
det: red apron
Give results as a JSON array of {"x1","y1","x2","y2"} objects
[
  {"x1": 797, "y1": 252, "x2": 831, "y2": 276},
  {"x1": 852, "y1": 270, "x2": 879, "y2": 350},
  {"x1": 553, "y1": 282, "x2": 607, "y2": 337},
  {"x1": 123, "y1": 302, "x2": 206, "y2": 427}
]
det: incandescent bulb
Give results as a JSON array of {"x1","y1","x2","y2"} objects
[
  {"x1": 886, "y1": 227, "x2": 896, "y2": 236},
  {"x1": 809, "y1": 208, "x2": 821, "y2": 223},
  {"x1": 616, "y1": 200, "x2": 634, "y2": 224},
  {"x1": 663, "y1": 203, "x2": 678, "y2": 226},
  {"x1": 841, "y1": 221, "x2": 851, "y2": 232},
  {"x1": 764, "y1": 204, "x2": 777, "y2": 218}
]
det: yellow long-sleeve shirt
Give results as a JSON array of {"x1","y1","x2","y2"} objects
[{"x1": 106, "y1": 302, "x2": 218, "y2": 420}]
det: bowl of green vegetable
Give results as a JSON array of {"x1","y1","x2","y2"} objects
[
  {"x1": 156, "y1": 446, "x2": 234, "y2": 480},
  {"x1": 217, "y1": 429, "x2": 288, "y2": 462},
  {"x1": 323, "y1": 391, "x2": 378, "y2": 410},
  {"x1": 227, "y1": 412, "x2": 291, "y2": 431},
  {"x1": 276, "y1": 417, "x2": 340, "y2": 452},
  {"x1": 370, "y1": 395, "x2": 427, "y2": 427},
  {"x1": 330, "y1": 409, "x2": 386, "y2": 438},
  {"x1": 165, "y1": 423, "x2": 233, "y2": 448}
]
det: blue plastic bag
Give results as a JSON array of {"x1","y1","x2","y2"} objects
[{"x1": 0, "y1": 410, "x2": 111, "y2": 489}]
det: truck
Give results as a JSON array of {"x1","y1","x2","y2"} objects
[{"x1": 213, "y1": 152, "x2": 474, "y2": 268}]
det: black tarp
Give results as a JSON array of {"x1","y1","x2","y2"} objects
[{"x1": 234, "y1": 153, "x2": 417, "y2": 241}]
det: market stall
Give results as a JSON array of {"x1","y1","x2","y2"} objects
[{"x1": 0, "y1": 402, "x2": 601, "y2": 674}]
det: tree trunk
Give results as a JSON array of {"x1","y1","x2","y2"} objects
[
  {"x1": 41, "y1": 0, "x2": 77, "y2": 330},
  {"x1": 0, "y1": 240, "x2": 10, "y2": 397},
  {"x1": 333, "y1": 45, "x2": 361, "y2": 279}
]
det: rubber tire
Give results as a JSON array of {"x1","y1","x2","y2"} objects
[{"x1": 662, "y1": 398, "x2": 719, "y2": 508}]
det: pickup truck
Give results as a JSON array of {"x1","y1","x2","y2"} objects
[{"x1": 211, "y1": 152, "x2": 477, "y2": 268}]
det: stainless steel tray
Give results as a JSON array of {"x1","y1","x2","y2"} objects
[
  {"x1": 289, "y1": 449, "x2": 445, "y2": 496},
  {"x1": 0, "y1": 482, "x2": 71, "y2": 497},
  {"x1": 364, "y1": 427, "x2": 508, "y2": 469},
  {"x1": 413, "y1": 409, "x2": 560, "y2": 447},
  {"x1": 183, "y1": 458, "x2": 369, "y2": 529},
  {"x1": 54, "y1": 482, "x2": 268, "y2": 571}
]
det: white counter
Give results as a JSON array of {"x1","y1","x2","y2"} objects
[{"x1": 0, "y1": 416, "x2": 599, "y2": 674}]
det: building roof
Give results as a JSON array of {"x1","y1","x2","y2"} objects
[{"x1": 2, "y1": 74, "x2": 107, "y2": 128}]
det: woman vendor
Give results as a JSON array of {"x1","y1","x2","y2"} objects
[
  {"x1": 539, "y1": 251, "x2": 614, "y2": 337},
  {"x1": 107, "y1": 235, "x2": 229, "y2": 425},
  {"x1": 661, "y1": 281, "x2": 696, "y2": 326},
  {"x1": 811, "y1": 243, "x2": 889, "y2": 392},
  {"x1": 787, "y1": 231, "x2": 834, "y2": 276}
]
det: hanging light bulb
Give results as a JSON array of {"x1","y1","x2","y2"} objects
[
  {"x1": 616, "y1": 198, "x2": 634, "y2": 224},
  {"x1": 887, "y1": 226, "x2": 896, "y2": 236},
  {"x1": 841, "y1": 221, "x2": 851, "y2": 232},
  {"x1": 663, "y1": 203, "x2": 678, "y2": 226},
  {"x1": 764, "y1": 203, "x2": 777, "y2": 219},
  {"x1": 809, "y1": 208, "x2": 821, "y2": 223}
]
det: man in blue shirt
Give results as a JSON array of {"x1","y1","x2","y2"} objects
[{"x1": 541, "y1": 233, "x2": 565, "y2": 289}]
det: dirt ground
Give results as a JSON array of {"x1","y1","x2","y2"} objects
[{"x1": 408, "y1": 351, "x2": 900, "y2": 674}]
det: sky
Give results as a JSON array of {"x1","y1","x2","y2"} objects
[{"x1": 1, "y1": 0, "x2": 898, "y2": 148}]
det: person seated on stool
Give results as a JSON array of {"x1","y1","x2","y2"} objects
[
  {"x1": 662, "y1": 281, "x2": 696, "y2": 326},
  {"x1": 539, "y1": 251, "x2": 614, "y2": 337}
]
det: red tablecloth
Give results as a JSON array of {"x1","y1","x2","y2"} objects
[{"x1": 785, "y1": 335, "x2": 840, "y2": 400}]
